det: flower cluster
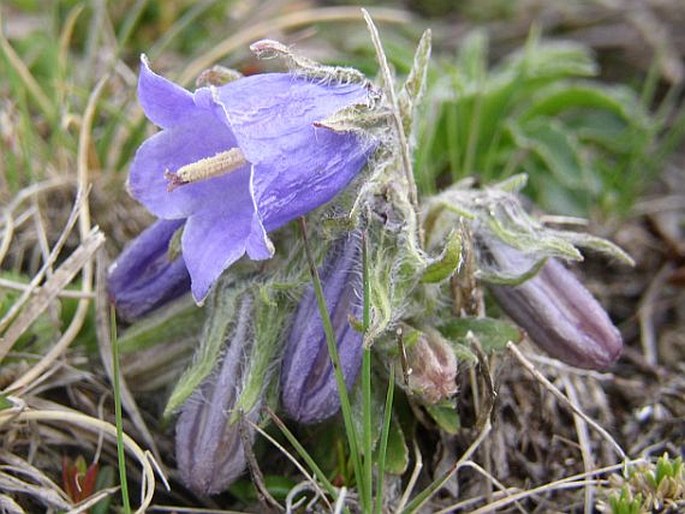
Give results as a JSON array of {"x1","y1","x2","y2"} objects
[
  {"x1": 109, "y1": 36, "x2": 631, "y2": 499},
  {"x1": 108, "y1": 44, "x2": 380, "y2": 494}
]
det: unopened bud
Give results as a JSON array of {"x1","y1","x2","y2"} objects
[
  {"x1": 107, "y1": 219, "x2": 190, "y2": 321},
  {"x1": 405, "y1": 328, "x2": 458, "y2": 404},
  {"x1": 175, "y1": 298, "x2": 257, "y2": 495},
  {"x1": 483, "y1": 238, "x2": 623, "y2": 370},
  {"x1": 280, "y1": 233, "x2": 363, "y2": 424}
]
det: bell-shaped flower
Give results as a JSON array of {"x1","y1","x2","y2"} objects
[
  {"x1": 175, "y1": 298, "x2": 258, "y2": 495},
  {"x1": 129, "y1": 55, "x2": 377, "y2": 302},
  {"x1": 280, "y1": 234, "x2": 363, "y2": 424},
  {"x1": 107, "y1": 219, "x2": 190, "y2": 321},
  {"x1": 482, "y1": 237, "x2": 623, "y2": 370}
]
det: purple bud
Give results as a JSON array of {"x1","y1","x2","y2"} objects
[
  {"x1": 107, "y1": 219, "x2": 190, "y2": 321},
  {"x1": 280, "y1": 234, "x2": 363, "y2": 424},
  {"x1": 175, "y1": 298, "x2": 257, "y2": 495},
  {"x1": 483, "y1": 239, "x2": 623, "y2": 370}
]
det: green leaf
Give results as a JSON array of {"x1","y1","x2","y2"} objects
[
  {"x1": 457, "y1": 30, "x2": 488, "y2": 83},
  {"x1": 519, "y1": 83, "x2": 648, "y2": 128},
  {"x1": 350, "y1": 370, "x2": 386, "y2": 450},
  {"x1": 425, "y1": 403, "x2": 461, "y2": 434},
  {"x1": 421, "y1": 232, "x2": 462, "y2": 283},
  {"x1": 506, "y1": 31, "x2": 597, "y2": 81},
  {"x1": 0, "y1": 395, "x2": 13, "y2": 411},
  {"x1": 492, "y1": 173, "x2": 528, "y2": 193},
  {"x1": 478, "y1": 256, "x2": 547, "y2": 286},
  {"x1": 509, "y1": 117, "x2": 594, "y2": 191},
  {"x1": 555, "y1": 231, "x2": 635, "y2": 266},
  {"x1": 439, "y1": 317, "x2": 523, "y2": 353},
  {"x1": 232, "y1": 286, "x2": 292, "y2": 421},
  {"x1": 365, "y1": 218, "x2": 427, "y2": 344},
  {"x1": 229, "y1": 475, "x2": 298, "y2": 505},
  {"x1": 91, "y1": 466, "x2": 115, "y2": 514},
  {"x1": 399, "y1": 28, "x2": 432, "y2": 135},
  {"x1": 163, "y1": 281, "x2": 248, "y2": 418},
  {"x1": 117, "y1": 296, "x2": 203, "y2": 353},
  {"x1": 384, "y1": 419, "x2": 408, "y2": 475}
]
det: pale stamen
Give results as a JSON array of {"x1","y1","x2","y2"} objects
[{"x1": 165, "y1": 148, "x2": 247, "y2": 191}]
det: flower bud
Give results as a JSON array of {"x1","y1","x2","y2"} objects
[
  {"x1": 107, "y1": 219, "x2": 190, "y2": 321},
  {"x1": 175, "y1": 298, "x2": 257, "y2": 495},
  {"x1": 280, "y1": 234, "x2": 363, "y2": 424},
  {"x1": 483, "y1": 238, "x2": 623, "y2": 370},
  {"x1": 405, "y1": 328, "x2": 458, "y2": 404}
]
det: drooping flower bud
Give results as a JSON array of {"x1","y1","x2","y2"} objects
[
  {"x1": 175, "y1": 297, "x2": 257, "y2": 495},
  {"x1": 482, "y1": 237, "x2": 623, "y2": 370},
  {"x1": 280, "y1": 233, "x2": 363, "y2": 424},
  {"x1": 107, "y1": 219, "x2": 190, "y2": 321},
  {"x1": 404, "y1": 327, "x2": 458, "y2": 404}
]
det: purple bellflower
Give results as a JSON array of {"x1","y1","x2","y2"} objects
[
  {"x1": 129, "y1": 56, "x2": 376, "y2": 302},
  {"x1": 107, "y1": 219, "x2": 190, "y2": 321},
  {"x1": 175, "y1": 298, "x2": 257, "y2": 495},
  {"x1": 482, "y1": 237, "x2": 623, "y2": 370},
  {"x1": 280, "y1": 234, "x2": 363, "y2": 424}
]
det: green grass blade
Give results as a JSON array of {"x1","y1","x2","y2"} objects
[
  {"x1": 265, "y1": 408, "x2": 337, "y2": 497},
  {"x1": 361, "y1": 232, "x2": 373, "y2": 513},
  {"x1": 299, "y1": 219, "x2": 366, "y2": 506},
  {"x1": 116, "y1": 0, "x2": 150, "y2": 50},
  {"x1": 374, "y1": 365, "x2": 395, "y2": 514},
  {"x1": 110, "y1": 307, "x2": 132, "y2": 514},
  {"x1": 0, "y1": 19, "x2": 56, "y2": 122},
  {"x1": 148, "y1": 0, "x2": 219, "y2": 59},
  {"x1": 402, "y1": 464, "x2": 455, "y2": 514}
]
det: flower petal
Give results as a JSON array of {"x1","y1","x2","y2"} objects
[
  {"x1": 181, "y1": 194, "x2": 272, "y2": 302},
  {"x1": 107, "y1": 219, "x2": 190, "y2": 321},
  {"x1": 213, "y1": 75, "x2": 374, "y2": 228},
  {"x1": 255, "y1": 128, "x2": 371, "y2": 230},
  {"x1": 130, "y1": 63, "x2": 376, "y2": 303},
  {"x1": 245, "y1": 167, "x2": 275, "y2": 260},
  {"x1": 215, "y1": 74, "x2": 369, "y2": 165},
  {"x1": 490, "y1": 258, "x2": 623, "y2": 369},
  {"x1": 138, "y1": 55, "x2": 195, "y2": 129},
  {"x1": 127, "y1": 117, "x2": 246, "y2": 219}
]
